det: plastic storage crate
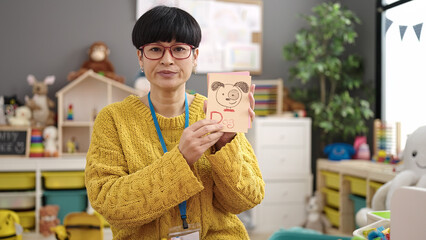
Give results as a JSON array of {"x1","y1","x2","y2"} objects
[
  {"x1": 0, "y1": 172, "x2": 35, "y2": 190},
  {"x1": 323, "y1": 206, "x2": 340, "y2": 227},
  {"x1": 369, "y1": 181, "x2": 384, "y2": 193},
  {"x1": 43, "y1": 189, "x2": 87, "y2": 223},
  {"x1": 344, "y1": 176, "x2": 366, "y2": 197},
  {"x1": 16, "y1": 211, "x2": 35, "y2": 230},
  {"x1": 320, "y1": 171, "x2": 340, "y2": 190},
  {"x1": 353, "y1": 219, "x2": 390, "y2": 239},
  {"x1": 42, "y1": 171, "x2": 85, "y2": 189},
  {"x1": 0, "y1": 191, "x2": 36, "y2": 210},
  {"x1": 348, "y1": 194, "x2": 366, "y2": 228},
  {"x1": 321, "y1": 187, "x2": 340, "y2": 208}
]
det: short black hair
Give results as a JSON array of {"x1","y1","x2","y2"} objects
[{"x1": 132, "y1": 6, "x2": 202, "y2": 49}]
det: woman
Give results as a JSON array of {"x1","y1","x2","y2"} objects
[{"x1": 85, "y1": 5, "x2": 264, "y2": 240}]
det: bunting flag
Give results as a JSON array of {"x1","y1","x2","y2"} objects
[
  {"x1": 385, "y1": 17, "x2": 423, "y2": 41},
  {"x1": 385, "y1": 18, "x2": 393, "y2": 33},
  {"x1": 399, "y1": 25, "x2": 407, "y2": 40},
  {"x1": 413, "y1": 23, "x2": 423, "y2": 41}
]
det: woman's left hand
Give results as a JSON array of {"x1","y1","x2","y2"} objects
[{"x1": 204, "y1": 84, "x2": 256, "y2": 151}]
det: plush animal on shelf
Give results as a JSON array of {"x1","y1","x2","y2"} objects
[
  {"x1": 356, "y1": 125, "x2": 426, "y2": 227},
  {"x1": 39, "y1": 205, "x2": 60, "y2": 237},
  {"x1": 302, "y1": 191, "x2": 331, "y2": 233},
  {"x1": 43, "y1": 126, "x2": 58, "y2": 157},
  {"x1": 0, "y1": 96, "x2": 6, "y2": 125},
  {"x1": 7, "y1": 106, "x2": 32, "y2": 126},
  {"x1": 282, "y1": 87, "x2": 305, "y2": 112},
  {"x1": 25, "y1": 75, "x2": 56, "y2": 128},
  {"x1": 67, "y1": 41, "x2": 125, "y2": 83}
]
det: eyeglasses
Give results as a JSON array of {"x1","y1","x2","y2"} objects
[{"x1": 139, "y1": 43, "x2": 195, "y2": 60}]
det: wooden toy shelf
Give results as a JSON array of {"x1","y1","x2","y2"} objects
[
  {"x1": 316, "y1": 159, "x2": 396, "y2": 235},
  {"x1": 0, "y1": 157, "x2": 113, "y2": 240}
]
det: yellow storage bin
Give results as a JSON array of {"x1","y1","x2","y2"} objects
[
  {"x1": 16, "y1": 211, "x2": 35, "y2": 230},
  {"x1": 321, "y1": 187, "x2": 340, "y2": 208},
  {"x1": 320, "y1": 171, "x2": 340, "y2": 190},
  {"x1": 94, "y1": 211, "x2": 110, "y2": 227},
  {"x1": 324, "y1": 206, "x2": 340, "y2": 227},
  {"x1": 369, "y1": 181, "x2": 384, "y2": 192},
  {"x1": 344, "y1": 176, "x2": 367, "y2": 197},
  {"x1": 0, "y1": 172, "x2": 35, "y2": 190},
  {"x1": 42, "y1": 171, "x2": 85, "y2": 189}
]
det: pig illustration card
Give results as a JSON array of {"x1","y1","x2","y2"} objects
[{"x1": 206, "y1": 72, "x2": 252, "y2": 133}]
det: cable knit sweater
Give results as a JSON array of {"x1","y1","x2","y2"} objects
[{"x1": 85, "y1": 94, "x2": 265, "y2": 240}]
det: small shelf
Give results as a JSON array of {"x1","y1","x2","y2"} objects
[
  {"x1": 62, "y1": 121, "x2": 93, "y2": 127},
  {"x1": 316, "y1": 159, "x2": 396, "y2": 235}
]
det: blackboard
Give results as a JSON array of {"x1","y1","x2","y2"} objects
[{"x1": 0, "y1": 127, "x2": 31, "y2": 157}]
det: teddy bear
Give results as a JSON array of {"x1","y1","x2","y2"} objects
[
  {"x1": 43, "y1": 126, "x2": 58, "y2": 157},
  {"x1": 67, "y1": 41, "x2": 125, "y2": 83},
  {"x1": 302, "y1": 190, "x2": 331, "y2": 233},
  {"x1": 282, "y1": 87, "x2": 306, "y2": 116},
  {"x1": 39, "y1": 205, "x2": 60, "y2": 237},
  {"x1": 7, "y1": 106, "x2": 32, "y2": 126},
  {"x1": 25, "y1": 74, "x2": 56, "y2": 128},
  {"x1": 356, "y1": 125, "x2": 426, "y2": 227}
]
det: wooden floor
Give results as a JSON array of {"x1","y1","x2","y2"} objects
[{"x1": 249, "y1": 232, "x2": 273, "y2": 240}]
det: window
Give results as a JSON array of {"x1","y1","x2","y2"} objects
[{"x1": 381, "y1": 0, "x2": 426, "y2": 146}]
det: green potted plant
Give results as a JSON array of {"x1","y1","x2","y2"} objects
[{"x1": 283, "y1": 2, "x2": 374, "y2": 145}]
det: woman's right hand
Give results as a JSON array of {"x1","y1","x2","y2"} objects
[{"x1": 179, "y1": 119, "x2": 224, "y2": 166}]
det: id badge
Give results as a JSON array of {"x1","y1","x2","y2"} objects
[{"x1": 166, "y1": 223, "x2": 201, "y2": 240}]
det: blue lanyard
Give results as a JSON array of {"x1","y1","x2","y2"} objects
[{"x1": 148, "y1": 91, "x2": 189, "y2": 229}]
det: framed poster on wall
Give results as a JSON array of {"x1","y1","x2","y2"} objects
[{"x1": 136, "y1": 0, "x2": 263, "y2": 74}]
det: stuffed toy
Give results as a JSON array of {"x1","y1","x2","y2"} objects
[
  {"x1": 356, "y1": 125, "x2": 426, "y2": 227},
  {"x1": 0, "y1": 96, "x2": 6, "y2": 125},
  {"x1": 39, "y1": 205, "x2": 60, "y2": 237},
  {"x1": 0, "y1": 210, "x2": 23, "y2": 240},
  {"x1": 302, "y1": 191, "x2": 331, "y2": 233},
  {"x1": 7, "y1": 106, "x2": 32, "y2": 126},
  {"x1": 324, "y1": 143, "x2": 355, "y2": 161},
  {"x1": 43, "y1": 126, "x2": 58, "y2": 157},
  {"x1": 282, "y1": 87, "x2": 305, "y2": 112},
  {"x1": 67, "y1": 41, "x2": 125, "y2": 83},
  {"x1": 25, "y1": 75, "x2": 56, "y2": 128}
]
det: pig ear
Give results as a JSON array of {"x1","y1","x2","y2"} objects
[
  {"x1": 44, "y1": 76, "x2": 55, "y2": 85},
  {"x1": 27, "y1": 75, "x2": 36, "y2": 85}
]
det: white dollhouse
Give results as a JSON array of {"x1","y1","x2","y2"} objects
[{"x1": 55, "y1": 70, "x2": 141, "y2": 156}]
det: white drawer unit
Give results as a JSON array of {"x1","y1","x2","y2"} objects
[{"x1": 246, "y1": 117, "x2": 312, "y2": 234}]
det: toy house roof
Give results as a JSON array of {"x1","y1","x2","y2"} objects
[{"x1": 56, "y1": 70, "x2": 140, "y2": 97}]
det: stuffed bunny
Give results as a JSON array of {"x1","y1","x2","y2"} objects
[
  {"x1": 25, "y1": 75, "x2": 56, "y2": 127},
  {"x1": 302, "y1": 191, "x2": 331, "y2": 233},
  {"x1": 356, "y1": 125, "x2": 426, "y2": 227}
]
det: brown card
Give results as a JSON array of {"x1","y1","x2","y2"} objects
[{"x1": 206, "y1": 72, "x2": 251, "y2": 133}]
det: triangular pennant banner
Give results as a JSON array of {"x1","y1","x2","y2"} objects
[
  {"x1": 399, "y1": 25, "x2": 407, "y2": 40},
  {"x1": 413, "y1": 23, "x2": 423, "y2": 41},
  {"x1": 385, "y1": 18, "x2": 393, "y2": 33}
]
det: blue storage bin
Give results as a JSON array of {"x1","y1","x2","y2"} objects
[
  {"x1": 43, "y1": 189, "x2": 87, "y2": 223},
  {"x1": 349, "y1": 194, "x2": 366, "y2": 228}
]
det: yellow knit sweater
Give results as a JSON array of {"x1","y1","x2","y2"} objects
[{"x1": 85, "y1": 94, "x2": 264, "y2": 240}]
